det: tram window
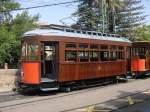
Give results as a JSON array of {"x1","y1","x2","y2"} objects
[
  {"x1": 27, "y1": 44, "x2": 39, "y2": 60},
  {"x1": 132, "y1": 48, "x2": 139, "y2": 56},
  {"x1": 110, "y1": 51, "x2": 117, "y2": 60},
  {"x1": 118, "y1": 52, "x2": 124, "y2": 60},
  {"x1": 100, "y1": 51, "x2": 109, "y2": 61},
  {"x1": 87, "y1": 32, "x2": 92, "y2": 35},
  {"x1": 90, "y1": 44, "x2": 99, "y2": 49},
  {"x1": 119, "y1": 46, "x2": 124, "y2": 50},
  {"x1": 90, "y1": 51, "x2": 99, "y2": 61},
  {"x1": 76, "y1": 30, "x2": 81, "y2": 33},
  {"x1": 65, "y1": 51, "x2": 77, "y2": 62},
  {"x1": 93, "y1": 32, "x2": 97, "y2": 36},
  {"x1": 101, "y1": 45, "x2": 108, "y2": 49},
  {"x1": 98, "y1": 33, "x2": 102, "y2": 36},
  {"x1": 82, "y1": 31, "x2": 86, "y2": 34},
  {"x1": 78, "y1": 51, "x2": 89, "y2": 62},
  {"x1": 110, "y1": 46, "x2": 117, "y2": 50},
  {"x1": 21, "y1": 43, "x2": 26, "y2": 59},
  {"x1": 79, "y1": 44, "x2": 88, "y2": 49},
  {"x1": 103, "y1": 34, "x2": 107, "y2": 36},
  {"x1": 65, "y1": 43, "x2": 76, "y2": 48}
]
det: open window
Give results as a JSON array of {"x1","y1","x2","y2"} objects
[
  {"x1": 78, "y1": 44, "x2": 89, "y2": 62},
  {"x1": 117, "y1": 46, "x2": 125, "y2": 60},
  {"x1": 21, "y1": 42, "x2": 26, "y2": 60},
  {"x1": 110, "y1": 46, "x2": 117, "y2": 61},
  {"x1": 78, "y1": 51, "x2": 89, "y2": 62},
  {"x1": 90, "y1": 51, "x2": 99, "y2": 61},
  {"x1": 100, "y1": 45, "x2": 109, "y2": 61},
  {"x1": 90, "y1": 44, "x2": 99, "y2": 62},
  {"x1": 65, "y1": 43, "x2": 77, "y2": 62},
  {"x1": 65, "y1": 51, "x2": 77, "y2": 62},
  {"x1": 100, "y1": 51, "x2": 109, "y2": 61}
]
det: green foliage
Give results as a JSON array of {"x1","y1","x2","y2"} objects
[
  {"x1": 116, "y1": 0, "x2": 145, "y2": 38},
  {"x1": 0, "y1": 0, "x2": 20, "y2": 22},
  {"x1": 0, "y1": 1, "x2": 39, "y2": 68},
  {"x1": 133, "y1": 25, "x2": 150, "y2": 41},
  {"x1": 75, "y1": 0, "x2": 145, "y2": 35},
  {"x1": 74, "y1": 0, "x2": 99, "y2": 31}
]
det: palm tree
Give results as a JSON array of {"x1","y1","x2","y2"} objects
[
  {"x1": 93, "y1": 0, "x2": 124, "y2": 33},
  {"x1": 74, "y1": 0, "x2": 123, "y2": 33},
  {"x1": 106, "y1": 0, "x2": 124, "y2": 33}
]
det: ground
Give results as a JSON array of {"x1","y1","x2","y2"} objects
[{"x1": 0, "y1": 78, "x2": 150, "y2": 112}]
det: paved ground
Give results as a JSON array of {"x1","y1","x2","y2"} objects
[
  {"x1": 73, "y1": 88, "x2": 150, "y2": 112},
  {"x1": 118, "y1": 100, "x2": 150, "y2": 112},
  {"x1": 0, "y1": 79, "x2": 150, "y2": 112}
]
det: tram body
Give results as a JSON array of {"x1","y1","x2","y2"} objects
[
  {"x1": 20, "y1": 25, "x2": 131, "y2": 91},
  {"x1": 131, "y1": 42, "x2": 150, "y2": 77}
]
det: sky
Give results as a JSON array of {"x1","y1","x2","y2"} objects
[{"x1": 14, "y1": 0, "x2": 150, "y2": 25}]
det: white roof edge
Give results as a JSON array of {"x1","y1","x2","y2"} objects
[{"x1": 23, "y1": 29, "x2": 131, "y2": 43}]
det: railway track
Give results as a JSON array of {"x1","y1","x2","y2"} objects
[
  {"x1": 0, "y1": 91, "x2": 34, "y2": 103},
  {"x1": 0, "y1": 78, "x2": 148, "y2": 110}
]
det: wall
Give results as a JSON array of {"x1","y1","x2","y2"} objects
[{"x1": 0, "y1": 69, "x2": 19, "y2": 92}]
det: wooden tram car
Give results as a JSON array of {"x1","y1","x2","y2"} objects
[
  {"x1": 20, "y1": 25, "x2": 131, "y2": 91},
  {"x1": 131, "y1": 42, "x2": 150, "y2": 77}
]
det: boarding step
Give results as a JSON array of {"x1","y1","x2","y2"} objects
[
  {"x1": 40, "y1": 79, "x2": 59, "y2": 91},
  {"x1": 41, "y1": 78, "x2": 56, "y2": 83},
  {"x1": 40, "y1": 87, "x2": 59, "y2": 91}
]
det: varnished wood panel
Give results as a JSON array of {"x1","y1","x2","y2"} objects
[{"x1": 58, "y1": 61, "x2": 126, "y2": 82}]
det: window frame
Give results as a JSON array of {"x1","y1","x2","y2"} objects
[{"x1": 21, "y1": 41, "x2": 40, "y2": 61}]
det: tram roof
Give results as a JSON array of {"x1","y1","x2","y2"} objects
[{"x1": 23, "y1": 28, "x2": 131, "y2": 43}]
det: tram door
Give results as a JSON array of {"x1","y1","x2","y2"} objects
[{"x1": 41, "y1": 42, "x2": 58, "y2": 81}]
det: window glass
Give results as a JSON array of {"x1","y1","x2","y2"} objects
[
  {"x1": 87, "y1": 32, "x2": 92, "y2": 35},
  {"x1": 78, "y1": 51, "x2": 89, "y2": 62},
  {"x1": 110, "y1": 46, "x2": 117, "y2": 50},
  {"x1": 82, "y1": 31, "x2": 86, "y2": 34},
  {"x1": 22, "y1": 43, "x2": 26, "y2": 59},
  {"x1": 101, "y1": 45, "x2": 108, "y2": 49},
  {"x1": 65, "y1": 43, "x2": 76, "y2": 48},
  {"x1": 93, "y1": 32, "x2": 97, "y2": 35},
  {"x1": 110, "y1": 51, "x2": 117, "y2": 60},
  {"x1": 65, "y1": 51, "x2": 76, "y2": 62},
  {"x1": 100, "y1": 51, "x2": 109, "y2": 61},
  {"x1": 118, "y1": 52, "x2": 124, "y2": 60},
  {"x1": 90, "y1": 51, "x2": 99, "y2": 61},
  {"x1": 119, "y1": 46, "x2": 124, "y2": 50},
  {"x1": 27, "y1": 44, "x2": 39, "y2": 60},
  {"x1": 90, "y1": 44, "x2": 99, "y2": 49},
  {"x1": 79, "y1": 44, "x2": 88, "y2": 49}
]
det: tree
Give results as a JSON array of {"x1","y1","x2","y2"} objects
[
  {"x1": 0, "y1": 0, "x2": 39, "y2": 68},
  {"x1": 74, "y1": 0, "x2": 145, "y2": 37},
  {"x1": 105, "y1": 0, "x2": 124, "y2": 33},
  {"x1": 115, "y1": 0, "x2": 145, "y2": 38},
  {"x1": 9, "y1": 11, "x2": 39, "y2": 68},
  {"x1": 74, "y1": 0, "x2": 99, "y2": 31},
  {"x1": 74, "y1": 0, "x2": 124, "y2": 33},
  {"x1": 0, "y1": 0, "x2": 20, "y2": 23},
  {"x1": 133, "y1": 25, "x2": 150, "y2": 41}
]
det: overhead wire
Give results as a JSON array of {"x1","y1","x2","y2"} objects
[{"x1": 1, "y1": 0, "x2": 79, "y2": 12}]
